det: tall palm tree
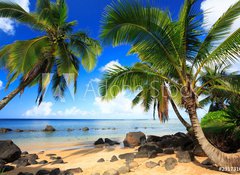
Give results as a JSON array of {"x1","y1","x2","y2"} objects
[
  {"x1": 100, "y1": 62, "x2": 191, "y2": 130},
  {"x1": 0, "y1": 0, "x2": 102, "y2": 109},
  {"x1": 100, "y1": 0, "x2": 240, "y2": 167}
]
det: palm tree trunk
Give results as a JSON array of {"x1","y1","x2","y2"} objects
[
  {"x1": 169, "y1": 97, "x2": 191, "y2": 131},
  {"x1": 184, "y1": 90, "x2": 240, "y2": 168}
]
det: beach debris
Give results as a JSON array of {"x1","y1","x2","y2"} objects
[
  {"x1": 164, "y1": 158, "x2": 177, "y2": 171},
  {"x1": 82, "y1": 127, "x2": 89, "y2": 131},
  {"x1": 193, "y1": 145, "x2": 207, "y2": 157},
  {"x1": 36, "y1": 169, "x2": 50, "y2": 175},
  {"x1": 110, "y1": 155, "x2": 118, "y2": 162},
  {"x1": 118, "y1": 153, "x2": 135, "y2": 161},
  {"x1": 64, "y1": 167, "x2": 83, "y2": 174},
  {"x1": 123, "y1": 132, "x2": 146, "y2": 148},
  {"x1": 118, "y1": 166, "x2": 130, "y2": 174},
  {"x1": 163, "y1": 148, "x2": 175, "y2": 155},
  {"x1": 103, "y1": 169, "x2": 119, "y2": 175},
  {"x1": 97, "y1": 158, "x2": 105, "y2": 162},
  {"x1": 0, "y1": 128, "x2": 12, "y2": 133},
  {"x1": 0, "y1": 140, "x2": 21, "y2": 163},
  {"x1": 176, "y1": 151, "x2": 194, "y2": 163},
  {"x1": 105, "y1": 138, "x2": 120, "y2": 146},
  {"x1": 18, "y1": 172, "x2": 33, "y2": 175},
  {"x1": 38, "y1": 160, "x2": 48, "y2": 164},
  {"x1": 201, "y1": 158, "x2": 214, "y2": 166},
  {"x1": 127, "y1": 161, "x2": 139, "y2": 169},
  {"x1": 94, "y1": 138, "x2": 105, "y2": 145},
  {"x1": 145, "y1": 161, "x2": 158, "y2": 168},
  {"x1": 0, "y1": 165, "x2": 14, "y2": 172}
]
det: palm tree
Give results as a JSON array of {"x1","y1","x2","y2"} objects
[
  {"x1": 100, "y1": 0, "x2": 240, "y2": 167},
  {"x1": 100, "y1": 63, "x2": 191, "y2": 130},
  {"x1": 0, "y1": 0, "x2": 102, "y2": 109}
]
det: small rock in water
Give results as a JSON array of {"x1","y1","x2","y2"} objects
[
  {"x1": 67, "y1": 128, "x2": 74, "y2": 132},
  {"x1": 43, "y1": 125, "x2": 56, "y2": 132},
  {"x1": 0, "y1": 128, "x2": 12, "y2": 133},
  {"x1": 164, "y1": 158, "x2": 177, "y2": 171},
  {"x1": 110, "y1": 155, "x2": 118, "y2": 162},
  {"x1": 82, "y1": 127, "x2": 89, "y2": 131},
  {"x1": 15, "y1": 129, "x2": 24, "y2": 132},
  {"x1": 97, "y1": 158, "x2": 105, "y2": 162},
  {"x1": 163, "y1": 148, "x2": 174, "y2": 154},
  {"x1": 145, "y1": 161, "x2": 158, "y2": 168},
  {"x1": 103, "y1": 169, "x2": 119, "y2": 175},
  {"x1": 36, "y1": 169, "x2": 50, "y2": 175},
  {"x1": 118, "y1": 166, "x2": 130, "y2": 174}
]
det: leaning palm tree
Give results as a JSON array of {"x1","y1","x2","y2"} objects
[
  {"x1": 0, "y1": 0, "x2": 101, "y2": 109},
  {"x1": 100, "y1": 0, "x2": 240, "y2": 168},
  {"x1": 100, "y1": 62, "x2": 191, "y2": 130}
]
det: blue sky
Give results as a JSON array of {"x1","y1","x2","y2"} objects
[{"x1": 0, "y1": 0, "x2": 239, "y2": 119}]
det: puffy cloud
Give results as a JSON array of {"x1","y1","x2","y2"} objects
[
  {"x1": 201, "y1": 0, "x2": 240, "y2": 32},
  {"x1": 0, "y1": 0, "x2": 30, "y2": 35},
  {"x1": 23, "y1": 102, "x2": 53, "y2": 117},
  {"x1": 90, "y1": 78, "x2": 101, "y2": 83},
  {"x1": 100, "y1": 60, "x2": 122, "y2": 72}
]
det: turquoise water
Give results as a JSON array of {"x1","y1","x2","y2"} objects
[{"x1": 0, "y1": 119, "x2": 188, "y2": 147}]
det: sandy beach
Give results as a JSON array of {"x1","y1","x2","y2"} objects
[{"x1": 3, "y1": 142, "x2": 237, "y2": 175}]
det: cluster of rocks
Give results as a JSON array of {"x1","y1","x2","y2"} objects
[
  {"x1": 18, "y1": 167, "x2": 83, "y2": 175},
  {"x1": 94, "y1": 138, "x2": 120, "y2": 146}
]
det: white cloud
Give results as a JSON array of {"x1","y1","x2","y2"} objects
[
  {"x1": 24, "y1": 102, "x2": 53, "y2": 117},
  {"x1": 90, "y1": 78, "x2": 101, "y2": 83},
  {"x1": 54, "y1": 107, "x2": 93, "y2": 117},
  {"x1": 0, "y1": 80, "x2": 3, "y2": 90},
  {"x1": 0, "y1": 0, "x2": 30, "y2": 35},
  {"x1": 100, "y1": 60, "x2": 122, "y2": 72},
  {"x1": 201, "y1": 0, "x2": 240, "y2": 32}
]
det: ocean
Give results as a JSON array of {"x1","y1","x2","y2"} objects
[{"x1": 0, "y1": 118, "x2": 188, "y2": 150}]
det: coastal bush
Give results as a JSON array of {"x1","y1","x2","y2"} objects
[{"x1": 201, "y1": 111, "x2": 240, "y2": 152}]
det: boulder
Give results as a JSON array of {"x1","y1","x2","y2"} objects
[
  {"x1": 64, "y1": 167, "x2": 83, "y2": 174},
  {"x1": 50, "y1": 168, "x2": 61, "y2": 175},
  {"x1": 13, "y1": 157, "x2": 30, "y2": 168},
  {"x1": 138, "y1": 143, "x2": 163, "y2": 153},
  {"x1": 94, "y1": 138, "x2": 105, "y2": 145},
  {"x1": 36, "y1": 170, "x2": 50, "y2": 175},
  {"x1": 103, "y1": 169, "x2": 119, "y2": 175},
  {"x1": 0, "y1": 128, "x2": 12, "y2": 133},
  {"x1": 38, "y1": 160, "x2": 48, "y2": 164},
  {"x1": 134, "y1": 152, "x2": 148, "y2": 158},
  {"x1": 0, "y1": 165, "x2": 14, "y2": 172},
  {"x1": 110, "y1": 155, "x2": 118, "y2": 162},
  {"x1": 123, "y1": 132, "x2": 146, "y2": 148},
  {"x1": 147, "y1": 135, "x2": 163, "y2": 142},
  {"x1": 148, "y1": 150, "x2": 158, "y2": 158},
  {"x1": 164, "y1": 158, "x2": 177, "y2": 171},
  {"x1": 193, "y1": 145, "x2": 207, "y2": 157},
  {"x1": 105, "y1": 138, "x2": 120, "y2": 146},
  {"x1": 0, "y1": 140, "x2": 21, "y2": 162},
  {"x1": 176, "y1": 151, "x2": 194, "y2": 163},
  {"x1": 21, "y1": 151, "x2": 28, "y2": 155},
  {"x1": 51, "y1": 159, "x2": 64, "y2": 164},
  {"x1": 118, "y1": 166, "x2": 130, "y2": 174},
  {"x1": 82, "y1": 127, "x2": 89, "y2": 131},
  {"x1": 145, "y1": 161, "x2": 158, "y2": 168},
  {"x1": 43, "y1": 125, "x2": 56, "y2": 132},
  {"x1": 163, "y1": 148, "x2": 174, "y2": 154},
  {"x1": 127, "y1": 161, "x2": 139, "y2": 169},
  {"x1": 118, "y1": 153, "x2": 135, "y2": 161},
  {"x1": 0, "y1": 159, "x2": 6, "y2": 165}
]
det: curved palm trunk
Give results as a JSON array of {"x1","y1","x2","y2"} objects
[
  {"x1": 184, "y1": 89, "x2": 240, "y2": 168},
  {"x1": 169, "y1": 97, "x2": 191, "y2": 131}
]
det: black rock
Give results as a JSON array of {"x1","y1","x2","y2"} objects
[
  {"x1": 21, "y1": 151, "x2": 29, "y2": 155},
  {"x1": 148, "y1": 150, "x2": 158, "y2": 158},
  {"x1": 0, "y1": 128, "x2": 12, "y2": 133},
  {"x1": 147, "y1": 135, "x2": 163, "y2": 142},
  {"x1": 50, "y1": 168, "x2": 61, "y2": 175},
  {"x1": 36, "y1": 170, "x2": 50, "y2": 175},
  {"x1": 134, "y1": 152, "x2": 148, "y2": 158},
  {"x1": 64, "y1": 168, "x2": 83, "y2": 174},
  {"x1": 15, "y1": 129, "x2": 24, "y2": 132},
  {"x1": 0, "y1": 165, "x2": 14, "y2": 172},
  {"x1": 13, "y1": 157, "x2": 30, "y2": 168},
  {"x1": 138, "y1": 143, "x2": 163, "y2": 153},
  {"x1": 176, "y1": 151, "x2": 194, "y2": 163},
  {"x1": 105, "y1": 138, "x2": 120, "y2": 146},
  {"x1": 25, "y1": 154, "x2": 38, "y2": 161},
  {"x1": 110, "y1": 155, "x2": 118, "y2": 162},
  {"x1": 38, "y1": 160, "x2": 48, "y2": 164},
  {"x1": 163, "y1": 148, "x2": 174, "y2": 154},
  {"x1": 94, "y1": 138, "x2": 105, "y2": 145},
  {"x1": 118, "y1": 153, "x2": 135, "y2": 161},
  {"x1": 164, "y1": 158, "x2": 178, "y2": 171},
  {"x1": 193, "y1": 145, "x2": 207, "y2": 157},
  {"x1": 145, "y1": 161, "x2": 158, "y2": 168},
  {"x1": 0, "y1": 159, "x2": 6, "y2": 165},
  {"x1": 51, "y1": 159, "x2": 64, "y2": 164},
  {"x1": 97, "y1": 158, "x2": 105, "y2": 162},
  {"x1": 0, "y1": 140, "x2": 21, "y2": 162},
  {"x1": 201, "y1": 158, "x2": 214, "y2": 166},
  {"x1": 43, "y1": 125, "x2": 56, "y2": 132},
  {"x1": 18, "y1": 172, "x2": 34, "y2": 175}
]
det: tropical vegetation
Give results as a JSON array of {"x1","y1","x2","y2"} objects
[
  {"x1": 100, "y1": 0, "x2": 240, "y2": 167},
  {"x1": 0, "y1": 0, "x2": 101, "y2": 109}
]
